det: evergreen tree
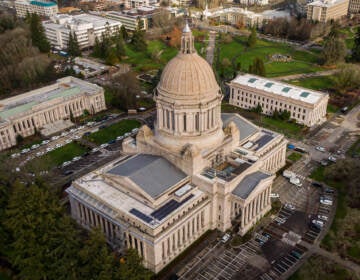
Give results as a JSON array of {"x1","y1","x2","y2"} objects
[
  {"x1": 93, "y1": 36, "x2": 102, "y2": 57},
  {"x1": 120, "y1": 25, "x2": 129, "y2": 41},
  {"x1": 247, "y1": 28, "x2": 257, "y2": 48},
  {"x1": 248, "y1": 57, "x2": 266, "y2": 76},
  {"x1": 115, "y1": 36, "x2": 126, "y2": 59},
  {"x1": 29, "y1": 13, "x2": 50, "y2": 53},
  {"x1": 78, "y1": 229, "x2": 116, "y2": 280},
  {"x1": 322, "y1": 25, "x2": 347, "y2": 65},
  {"x1": 131, "y1": 28, "x2": 147, "y2": 51},
  {"x1": 351, "y1": 27, "x2": 360, "y2": 62},
  {"x1": 117, "y1": 249, "x2": 152, "y2": 280},
  {"x1": 105, "y1": 47, "x2": 119, "y2": 65},
  {"x1": 67, "y1": 32, "x2": 81, "y2": 57},
  {"x1": 4, "y1": 181, "x2": 81, "y2": 280}
]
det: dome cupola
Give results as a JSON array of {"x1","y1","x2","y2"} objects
[{"x1": 154, "y1": 23, "x2": 224, "y2": 151}]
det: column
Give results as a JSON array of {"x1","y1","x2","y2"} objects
[
  {"x1": 267, "y1": 187, "x2": 271, "y2": 204},
  {"x1": 241, "y1": 207, "x2": 245, "y2": 228},
  {"x1": 257, "y1": 194, "x2": 261, "y2": 215}
]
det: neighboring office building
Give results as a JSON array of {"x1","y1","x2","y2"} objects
[
  {"x1": 67, "y1": 24, "x2": 287, "y2": 274},
  {"x1": 0, "y1": 77, "x2": 106, "y2": 151},
  {"x1": 104, "y1": 6, "x2": 159, "y2": 30},
  {"x1": 15, "y1": 0, "x2": 58, "y2": 18},
  {"x1": 229, "y1": 74, "x2": 329, "y2": 127},
  {"x1": 208, "y1": 7, "x2": 263, "y2": 27},
  {"x1": 43, "y1": 13, "x2": 122, "y2": 50},
  {"x1": 306, "y1": 0, "x2": 349, "y2": 22},
  {"x1": 348, "y1": 0, "x2": 360, "y2": 14}
]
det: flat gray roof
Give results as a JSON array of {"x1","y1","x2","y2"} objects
[
  {"x1": 107, "y1": 154, "x2": 187, "y2": 199},
  {"x1": 222, "y1": 113, "x2": 259, "y2": 142},
  {"x1": 232, "y1": 171, "x2": 270, "y2": 199}
]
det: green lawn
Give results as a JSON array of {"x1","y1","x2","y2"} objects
[
  {"x1": 123, "y1": 40, "x2": 177, "y2": 72},
  {"x1": 217, "y1": 36, "x2": 323, "y2": 78},
  {"x1": 260, "y1": 117, "x2": 305, "y2": 139},
  {"x1": 289, "y1": 255, "x2": 358, "y2": 280},
  {"x1": 288, "y1": 76, "x2": 336, "y2": 91},
  {"x1": 84, "y1": 119, "x2": 141, "y2": 145},
  {"x1": 287, "y1": 152, "x2": 302, "y2": 162},
  {"x1": 26, "y1": 142, "x2": 89, "y2": 171}
]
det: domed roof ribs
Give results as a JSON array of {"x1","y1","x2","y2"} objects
[{"x1": 181, "y1": 21, "x2": 195, "y2": 55}]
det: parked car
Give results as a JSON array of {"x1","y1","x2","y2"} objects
[
  {"x1": 108, "y1": 139, "x2": 116, "y2": 144},
  {"x1": 320, "y1": 198, "x2": 333, "y2": 206},
  {"x1": 124, "y1": 132, "x2": 131, "y2": 137},
  {"x1": 324, "y1": 188, "x2": 335, "y2": 194},
  {"x1": 116, "y1": 135, "x2": 124, "y2": 141},
  {"x1": 221, "y1": 233, "x2": 231, "y2": 243},
  {"x1": 312, "y1": 219, "x2": 324, "y2": 228},
  {"x1": 11, "y1": 153, "x2": 20, "y2": 158},
  {"x1": 317, "y1": 215, "x2": 328, "y2": 221},
  {"x1": 312, "y1": 181, "x2": 323, "y2": 188},
  {"x1": 72, "y1": 156, "x2": 81, "y2": 162},
  {"x1": 284, "y1": 203, "x2": 296, "y2": 211},
  {"x1": 62, "y1": 161, "x2": 71, "y2": 167},
  {"x1": 287, "y1": 144, "x2": 295, "y2": 150},
  {"x1": 294, "y1": 147, "x2": 306, "y2": 153},
  {"x1": 328, "y1": 155, "x2": 337, "y2": 163},
  {"x1": 100, "y1": 143, "x2": 109, "y2": 148},
  {"x1": 31, "y1": 144, "x2": 40, "y2": 150},
  {"x1": 290, "y1": 177, "x2": 302, "y2": 187},
  {"x1": 270, "y1": 193, "x2": 280, "y2": 198},
  {"x1": 21, "y1": 148, "x2": 30, "y2": 154},
  {"x1": 316, "y1": 146, "x2": 326, "y2": 152},
  {"x1": 51, "y1": 135, "x2": 60, "y2": 141},
  {"x1": 283, "y1": 170, "x2": 296, "y2": 179},
  {"x1": 320, "y1": 159, "x2": 329, "y2": 166},
  {"x1": 63, "y1": 170, "x2": 74, "y2": 176},
  {"x1": 41, "y1": 140, "x2": 50, "y2": 145}
]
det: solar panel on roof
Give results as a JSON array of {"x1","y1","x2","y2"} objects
[
  {"x1": 248, "y1": 78, "x2": 257, "y2": 83},
  {"x1": 265, "y1": 82, "x2": 274, "y2": 88},
  {"x1": 300, "y1": 91, "x2": 310, "y2": 97},
  {"x1": 282, "y1": 87, "x2": 291, "y2": 93},
  {"x1": 130, "y1": 208, "x2": 153, "y2": 223},
  {"x1": 151, "y1": 194, "x2": 194, "y2": 221}
]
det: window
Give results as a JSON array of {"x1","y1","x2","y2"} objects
[
  {"x1": 183, "y1": 114, "x2": 186, "y2": 132},
  {"x1": 195, "y1": 113, "x2": 199, "y2": 131}
]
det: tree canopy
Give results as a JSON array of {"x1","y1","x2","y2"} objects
[
  {"x1": 68, "y1": 32, "x2": 81, "y2": 57},
  {"x1": 247, "y1": 28, "x2": 257, "y2": 48},
  {"x1": 351, "y1": 27, "x2": 360, "y2": 62},
  {"x1": 321, "y1": 25, "x2": 347, "y2": 65},
  {"x1": 28, "y1": 13, "x2": 50, "y2": 53},
  {"x1": 248, "y1": 57, "x2": 266, "y2": 77}
]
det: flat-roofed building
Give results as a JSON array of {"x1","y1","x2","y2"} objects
[
  {"x1": 15, "y1": 0, "x2": 58, "y2": 18},
  {"x1": 228, "y1": 74, "x2": 329, "y2": 127},
  {"x1": 306, "y1": 0, "x2": 349, "y2": 22},
  {"x1": 67, "y1": 25, "x2": 288, "y2": 274},
  {"x1": 43, "y1": 13, "x2": 122, "y2": 50},
  {"x1": 0, "y1": 76, "x2": 106, "y2": 151},
  {"x1": 348, "y1": 0, "x2": 360, "y2": 14}
]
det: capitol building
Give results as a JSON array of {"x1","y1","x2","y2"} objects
[{"x1": 66, "y1": 24, "x2": 288, "y2": 273}]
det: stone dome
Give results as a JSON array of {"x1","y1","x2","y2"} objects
[{"x1": 157, "y1": 53, "x2": 220, "y2": 100}]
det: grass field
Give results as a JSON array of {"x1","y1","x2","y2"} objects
[
  {"x1": 123, "y1": 40, "x2": 177, "y2": 72},
  {"x1": 217, "y1": 36, "x2": 323, "y2": 78},
  {"x1": 309, "y1": 163, "x2": 360, "y2": 263},
  {"x1": 288, "y1": 76, "x2": 336, "y2": 91},
  {"x1": 84, "y1": 119, "x2": 141, "y2": 145},
  {"x1": 289, "y1": 255, "x2": 358, "y2": 280},
  {"x1": 287, "y1": 152, "x2": 302, "y2": 162},
  {"x1": 221, "y1": 103, "x2": 306, "y2": 139},
  {"x1": 27, "y1": 142, "x2": 89, "y2": 171}
]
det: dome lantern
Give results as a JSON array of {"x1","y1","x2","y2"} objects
[{"x1": 181, "y1": 22, "x2": 195, "y2": 54}]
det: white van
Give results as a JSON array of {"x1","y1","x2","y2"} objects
[{"x1": 283, "y1": 170, "x2": 296, "y2": 179}]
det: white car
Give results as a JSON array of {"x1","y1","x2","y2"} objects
[
  {"x1": 87, "y1": 122, "x2": 95, "y2": 126},
  {"x1": 285, "y1": 203, "x2": 295, "y2": 211},
  {"x1": 55, "y1": 143, "x2": 62, "y2": 148},
  {"x1": 100, "y1": 143, "x2": 109, "y2": 148},
  {"x1": 78, "y1": 125, "x2": 85, "y2": 130},
  {"x1": 312, "y1": 219, "x2": 324, "y2": 228},
  {"x1": 65, "y1": 139, "x2": 73, "y2": 144},
  {"x1": 61, "y1": 131, "x2": 69, "y2": 137},
  {"x1": 92, "y1": 147, "x2": 100, "y2": 153},
  {"x1": 36, "y1": 151, "x2": 44, "y2": 157},
  {"x1": 270, "y1": 193, "x2": 280, "y2": 198},
  {"x1": 320, "y1": 199, "x2": 333, "y2": 206},
  {"x1": 317, "y1": 215, "x2": 328, "y2": 221},
  {"x1": 21, "y1": 148, "x2": 30, "y2": 154},
  {"x1": 316, "y1": 146, "x2": 326, "y2": 152},
  {"x1": 70, "y1": 129, "x2": 77, "y2": 133},
  {"x1": 72, "y1": 156, "x2": 81, "y2": 162},
  {"x1": 328, "y1": 155, "x2": 337, "y2": 162},
  {"x1": 124, "y1": 132, "x2": 131, "y2": 137},
  {"x1": 116, "y1": 135, "x2": 124, "y2": 141},
  {"x1": 46, "y1": 147, "x2": 54, "y2": 152},
  {"x1": 51, "y1": 135, "x2": 60, "y2": 141},
  {"x1": 31, "y1": 144, "x2": 40, "y2": 150},
  {"x1": 41, "y1": 140, "x2": 50, "y2": 145},
  {"x1": 72, "y1": 135, "x2": 81, "y2": 140},
  {"x1": 290, "y1": 177, "x2": 302, "y2": 187},
  {"x1": 221, "y1": 233, "x2": 231, "y2": 243},
  {"x1": 11, "y1": 153, "x2": 20, "y2": 158},
  {"x1": 62, "y1": 161, "x2": 71, "y2": 167},
  {"x1": 132, "y1": 128, "x2": 139, "y2": 134}
]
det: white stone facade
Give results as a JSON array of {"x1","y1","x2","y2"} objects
[
  {"x1": 306, "y1": 0, "x2": 349, "y2": 22},
  {"x1": 0, "y1": 76, "x2": 106, "y2": 151},
  {"x1": 67, "y1": 25, "x2": 287, "y2": 274},
  {"x1": 43, "y1": 14, "x2": 122, "y2": 50},
  {"x1": 229, "y1": 74, "x2": 329, "y2": 127},
  {"x1": 15, "y1": 0, "x2": 58, "y2": 18}
]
